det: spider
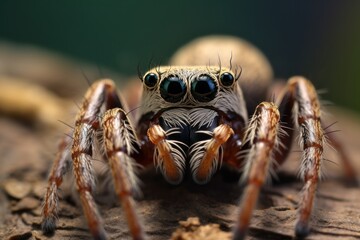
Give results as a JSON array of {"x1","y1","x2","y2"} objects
[{"x1": 40, "y1": 63, "x2": 354, "y2": 239}]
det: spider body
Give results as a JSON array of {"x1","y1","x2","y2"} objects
[{"x1": 41, "y1": 63, "x2": 353, "y2": 240}]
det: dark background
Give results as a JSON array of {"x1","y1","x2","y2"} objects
[{"x1": 1, "y1": 0, "x2": 359, "y2": 112}]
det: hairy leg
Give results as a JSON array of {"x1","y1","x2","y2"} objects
[
  {"x1": 276, "y1": 76, "x2": 325, "y2": 237},
  {"x1": 41, "y1": 79, "x2": 125, "y2": 240},
  {"x1": 272, "y1": 80, "x2": 357, "y2": 183},
  {"x1": 232, "y1": 102, "x2": 280, "y2": 240},
  {"x1": 72, "y1": 79, "x2": 128, "y2": 240},
  {"x1": 41, "y1": 135, "x2": 72, "y2": 232},
  {"x1": 102, "y1": 108, "x2": 145, "y2": 240}
]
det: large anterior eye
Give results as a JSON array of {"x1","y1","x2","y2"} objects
[
  {"x1": 143, "y1": 72, "x2": 158, "y2": 88},
  {"x1": 160, "y1": 75, "x2": 187, "y2": 103},
  {"x1": 191, "y1": 74, "x2": 218, "y2": 102}
]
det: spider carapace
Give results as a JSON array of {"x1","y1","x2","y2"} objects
[{"x1": 41, "y1": 65, "x2": 352, "y2": 240}]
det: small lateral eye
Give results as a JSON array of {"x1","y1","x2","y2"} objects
[
  {"x1": 220, "y1": 72, "x2": 235, "y2": 87},
  {"x1": 143, "y1": 72, "x2": 158, "y2": 88}
]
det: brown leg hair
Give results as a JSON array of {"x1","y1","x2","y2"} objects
[
  {"x1": 276, "y1": 76, "x2": 324, "y2": 237},
  {"x1": 42, "y1": 79, "x2": 142, "y2": 240},
  {"x1": 70, "y1": 80, "x2": 121, "y2": 239},
  {"x1": 233, "y1": 77, "x2": 327, "y2": 239},
  {"x1": 41, "y1": 134, "x2": 72, "y2": 233},
  {"x1": 232, "y1": 102, "x2": 280, "y2": 240},
  {"x1": 102, "y1": 108, "x2": 145, "y2": 240}
]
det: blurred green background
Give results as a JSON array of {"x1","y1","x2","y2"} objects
[{"x1": 0, "y1": 0, "x2": 359, "y2": 113}]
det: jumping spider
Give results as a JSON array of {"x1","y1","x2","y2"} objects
[{"x1": 41, "y1": 65, "x2": 353, "y2": 240}]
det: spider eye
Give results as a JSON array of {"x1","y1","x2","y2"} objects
[
  {"x1": 160, "y1": 75, "x2": 187, "y2": 103},
  {"x1": 220, "y1": 72, "x2": 235, "y2": 87},
  {"x1": 191, "y1": 74, "x2": 218, "y2": 102},
  {"x1": 143, "y1": 73, "x2": 158, "y2": 88}
]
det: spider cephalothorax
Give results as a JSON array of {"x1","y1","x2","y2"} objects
[
  {"x1": 138, "y1": 66, "x2": 247, "y2": 184},
  {"x1": 41, "y1": 61, "x2": 354, "y2": 240}
]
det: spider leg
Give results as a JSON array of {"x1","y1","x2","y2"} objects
[
  {"x1": 232, "y1": 102, "x2": 280, "y2": 240},
  {"x1": 41, "y1": 134, "x2": 72, "y2": 233},
  {"x1": 42, "y1": 79, "x2": 128, "y2": 240},
  {"x1": 71, "y1": 80, "x2": 124, "y2": 239},
  {"x1": 273, "y1": 81, "x2": 357, "y2": 184},
  {"x1": 102, "y1": 108, "x2": 145, "y2": 240},
  {"x1": 276, "y1": 76, "x2": 325, "y2": 238}
]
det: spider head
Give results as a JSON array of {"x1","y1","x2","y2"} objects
[
  {"x1": 139, "y1": 66, "x2": 247, "y2": 185},
  {"x1": 140, "y1": 66, "x2": 240, "y2": 111}
]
